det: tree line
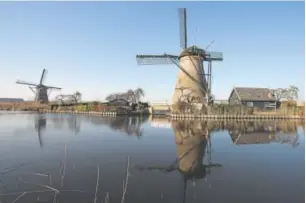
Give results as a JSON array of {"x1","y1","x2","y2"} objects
[
  {"x1": 105, "y1": 88, "x2": 145, "y2": 104},
  {"x1": 271, "y1": 85, "x2": 299, "y2": 102}
]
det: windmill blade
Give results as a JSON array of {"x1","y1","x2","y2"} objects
[
  {"x1": 45, "y1": 85, "x2": 62, "y2": 90},
  {"x1": 169, "y1": 57, "x2": 207, "y2": 93},
  {"x1": 205, "y1": 51, "x2": 223, "y2": 61},
  {"x1": 205, "y1": 40, "x2": 215, "y2": 50},
  {"x1": 48, "y1": 89, "x2": 53, "y2": 97},
  {"x1": 136, "y1": 54, "x2": 179, "y2": 65},
  {"x1": 16, "y1": 80, "x2": 38, "y2": 86},
  {"x1": 39, "y1": 69, "x2": 47, "y2": 85},
  {"x1": 178, "y1": 8, "x2": 187, "y2": 49},
  {"x1": 28, "y1": 86, "x2": 36, "y2": 93}
]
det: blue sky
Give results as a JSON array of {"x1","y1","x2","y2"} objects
[{"x1": 0, "y1": 1, "x2": 304, "y2": 102}]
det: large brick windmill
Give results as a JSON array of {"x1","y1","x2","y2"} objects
[
  {"x1": 136, "y1": 8, "x2": 223, "y2": 107},
  {"x1": 16, "y1": 69, "x2": 62, "y2": 104}
]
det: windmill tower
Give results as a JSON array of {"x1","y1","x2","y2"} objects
[
  {"x1": 136, "y1": 8, "x2": 223, "y2": 107},
  {"x1": 16, "y1": 69, "x2": 62, "y2": 104}
]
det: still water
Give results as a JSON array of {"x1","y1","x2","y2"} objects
[{"x1": 0, "y1": 112, "x2": 304, "y2": 203}]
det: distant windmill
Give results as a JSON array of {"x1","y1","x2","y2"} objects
[
  {"x1": 136, "y1": 8, "x2": 223, "y2": 107},
  {"x1": 16, "y1": 69, "x2": 62, "y2": 104}
]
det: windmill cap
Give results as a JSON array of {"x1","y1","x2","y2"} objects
[{"x1": 178, "y1": 45, "x2": 206, "y2": 59}]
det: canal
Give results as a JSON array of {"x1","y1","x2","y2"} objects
[{"x1": 0, "y1": 112, "x2": 304, "y2": 203}]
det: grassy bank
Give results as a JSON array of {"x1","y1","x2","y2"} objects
[
  {"x1": 171, "y1": 101, "x2": 304, "y2": 117},
  {"x1": 1, "y1": 100, "x2": 304, "y2": 119},
  {"x1": 0, "y1": 102, "x2": 48, "y2": 111}
]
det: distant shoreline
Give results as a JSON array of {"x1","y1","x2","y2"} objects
[
  {"x1": 2, "y1": 109, "x2": 303, "y2": 120},
  {"x1": 0, "y1": 110, "x2": 37, "y2": 114}
]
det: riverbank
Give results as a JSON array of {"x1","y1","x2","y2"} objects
[
  {"x1": 38, "y1": 110, "x2": 304, "y2": 120},
  {"x1": 1, "y1": 108, "x2": 304, "y2": 120},
  {"x1": 170, "y1": 113, "x2": 304, "y2": 120},
  {"x1": 41, "y1": 109, "x2": 150, "y2": 117}
]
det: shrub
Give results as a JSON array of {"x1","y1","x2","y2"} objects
[
  {"x1": 76, "y1": 104, "x2": 87, "y2": 112},
  {"x1": 171, "y1": 101, "x2": 192, "y2": 113}
]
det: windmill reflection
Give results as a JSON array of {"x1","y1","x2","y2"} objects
[
  {"x1": 34, "y1": 114, "x2": 46, "y2": 148},
  {"x1": 135, "y1": 120, "x2": 222, "y2": 203},
  {"x1": 35, "y1": 114, "x2": 82, "y2": 147}
]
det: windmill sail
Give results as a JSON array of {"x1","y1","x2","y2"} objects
[
  {"x1": 39, "y1": 69, "x2": 47, "y2": 85},
  {"x1": 136, "y1": 54, "x2": 179, "y2": 65},
  {"x1": 178, "y1": 8, "x2": 187, "y2": 50}
]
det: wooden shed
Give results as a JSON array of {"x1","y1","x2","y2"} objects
[{"x1": 228, "y1": 87, "x2": 276, "y2": 109}]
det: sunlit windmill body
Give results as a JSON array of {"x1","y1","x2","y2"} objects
[{"x1": 136, "y1": 8, "x2": 223, "y2": 108}]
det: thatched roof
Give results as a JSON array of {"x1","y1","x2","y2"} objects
[{"x1": 232, "y1": 87, "x2": 276, "y2": 101}]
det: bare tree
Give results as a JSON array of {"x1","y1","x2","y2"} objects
[
  {"x1": 55, "y1": 91, "x2": 82, "y2": 105},
  {"x1": 134, "y1": 88, "x2": 145, "y2": 103},
  {"x1": 271, "y1": 85, "x2": 299, "y2": 101},
  {"x1": 105, "y1": 88, "x2": 146, "y2": 104},
  {"x1": 271, "y1": 88, "x2": 288, "y2": 101},
  {"x1": 287, "y1": 85, "x2": 299, "y2": 101},
  {"x1": 126, "y1": 89, "x2": 135, "y2": 103},
  {"x1": 105, "y1": 94, "x2": 115, "y2": 101},
  {"x1": 175, "y1": 87, "x2": 196, "y2": 113},
  {"x1": 74, "y1": 91, "x2": 82, "y2": 103}
]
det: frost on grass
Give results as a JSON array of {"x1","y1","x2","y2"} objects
[{"x1": 0, "y1": 145, "x2": 132, "y2": 203}]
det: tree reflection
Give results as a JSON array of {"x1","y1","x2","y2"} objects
[
  {"x1": 108, "y1": 116, "x2": 148, "y2": 136},
  {"x1": 66, "y1": 114, "x2": 81, "y2": 135},
  {"x1": 49, "y1": 114, "x2": 81, "y2": 135},
  {"x1": 135, "y1": 120, "x2": 222, "y2": 203},
  {"x1": 49, "y1": 114, "x2": 65, "y2": 130},
  {"x1": 87, "y1": 116, "x2": 149, "y2": 137},
  {"x1": 35, "y1": 114, "x2": 81, "y2": 147}
]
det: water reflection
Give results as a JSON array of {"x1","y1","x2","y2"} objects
[
  {"x1": 34, "y1": 114, "x2": 46, "y2": 148},
  {"x1": 136, "y1": 120, "x2": 222, "y2": 203},
  {"x1": 49, "y1": 114, "x2": 81, "y2": 134},
  {"x1": 34, "y1": 113, "x2": 302, "y2": 150},
  {"x1": 226, "y1": 120, "x2": 300, "y2": 147},
  {"x1": 36, "y1": 115, "x2": 149, "y2": 147},
  {"x1": 150, "y1": 118, "x2": 302, "y2": 147},
  {"x1": 85, "y1": 116, "x2": 149, "y2": 136},
  {"x1": 0, "y1": 113, "x2": 304, "y2": 203}
]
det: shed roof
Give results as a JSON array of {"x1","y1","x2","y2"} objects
[
  {"x1": 109, "y1": 98, "x2": 129, "y2": 103},
  {"x1": 232, "y1": 87, "x2": 276, "y2": 101},
  {"x1": 0, "y1": 98, "x2": 24, "y2": 103}
]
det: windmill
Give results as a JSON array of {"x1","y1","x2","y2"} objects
[
  {"x1": 136, "y1": 8, "x2": 223, "y2": 107},
  {"x1": 16, "y1": 69, "x2": 62, "y2": 104}
]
